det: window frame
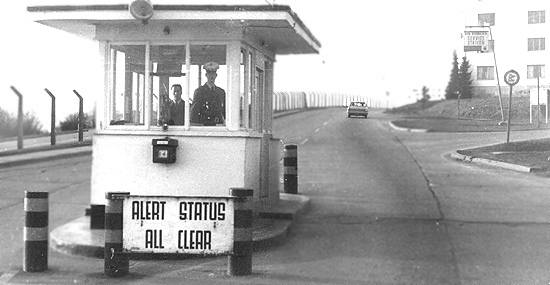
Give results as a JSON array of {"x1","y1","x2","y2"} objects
[
  {"x1": 240, "y1": 47, "x2": 250, "y2": 129},
  {"x1": 528, "y1": 10, "x2": 545, "y2": 24},
  {"x1": 106, "y1": 41, "x2": 150, "y2": 131},
  {"x1": 477, "y1": 66, "x2": 495, "y2": 80},
  {"x1": 528, "y1": 38, "x2": 545, "y2": 51},
  {"x1": 527, "y1": 65, "x2": 545, "y2": 79},
  {"x1": 148, "y1": 41, "x2": 190, "y2": 131},
  {"x1": 478, "y1": 13, "x2": 495, "y2": 26},
  {"x1": 188, "y1": 41, "x2": 229, "y2": 131},
  {"x1": 104, "y1": 40, "x2": 232, "y2": 132}
]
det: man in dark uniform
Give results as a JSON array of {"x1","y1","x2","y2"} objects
[
  {"x1": 168, "y1": 84, "x2": 185, "y2": 125},
  {"x1": 190, "y1": 62, "x2": 226, "y2": 126}
]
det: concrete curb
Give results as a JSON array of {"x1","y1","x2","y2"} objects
[
  {"x1": 388, "y1": 121, "x2": 429, "y2": 133},
  {"x1": 0, "y1": 146, "x2": 92, "y2": 169},
  {"x1": 51, "y1": 194, "x2": 311, "y2": 259},
  {"x1": 449, "y1": 151, "x2": 541, "y2": 173},
  {"x1": 0, "y1": 140, "x2": 92, "y2": 157}
]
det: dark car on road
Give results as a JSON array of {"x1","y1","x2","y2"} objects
[{"x1": 347, "y1": 101, "x2": 368, "y2": 118}]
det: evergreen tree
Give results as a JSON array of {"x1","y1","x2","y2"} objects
[
  {"x1": 420, "y1": 86, "x2": 430, "y2": 102},
  {"x1": 418, "y1": 85, "x2": 430, "y2": 108},
  {"x1": 458, "y1": 56, "x2": 473, "y2": 99},
  {"x1": 445, "y1": 51, "x2": 460, "y2": 99}
]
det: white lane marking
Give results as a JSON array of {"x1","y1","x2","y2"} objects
[
  {"x1": 314, "y1": 128, "x2": 320, "y2": 133},
  {"x1": 177, "y1": 259, "x2": 222, "y2": 272},
  {"x1": 300, "y1": 138, "x2": 309, "y2": 145},
  {"x1": 323, "y1": 121, "x2": 329, "y2": 126},
  {"x1": 0, "y1": 271, "x2": 17, "y2": 283}
]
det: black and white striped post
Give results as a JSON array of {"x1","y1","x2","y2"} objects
[
  {"x1": 228, "y1": 188, "x2": 253, "y2": 276},
  {"x1": 23, "y1": 191, "x2": 48, "y2": 272},
  {"x1": 283, "y1": 144, "x2": 298, "y2": 194},
  {"x1": 104, "y1": 192, "x2": 129, "y2": 277}
]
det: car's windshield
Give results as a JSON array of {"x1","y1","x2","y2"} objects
[{"x1": 351, "y1": 102, "x2": 365, "y2": 107}]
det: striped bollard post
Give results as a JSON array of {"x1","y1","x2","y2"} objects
[
  {"x1": 283, "y1": 144, "x2": 298, "y2": 194},
  {"x1": 228, "y1": 188, "x2": 253, "y2": 276},
  {"x1": 104, "y1": 192, "x2": 130, "y2": 277},
  {"x1": 24, "y1": 191, "x2": 48, "y2": 272}
]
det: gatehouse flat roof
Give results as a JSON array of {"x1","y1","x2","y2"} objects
[{"x1": 27, "y1": 1, "x2": 321, "y2": 55}]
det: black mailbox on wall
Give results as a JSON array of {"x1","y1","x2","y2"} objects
[{"x1": 152, "y1": 138, "x2": 178, "y2": 163}]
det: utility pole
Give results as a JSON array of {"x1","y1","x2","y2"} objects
[
  {"x1": 465, "y1": 25, "x2": 505, "y2": 123},
  {"x1": 540, "y1": 75, "x2": 548, "y2": 129}
]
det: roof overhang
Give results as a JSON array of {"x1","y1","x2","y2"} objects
[{"x1": 27, "y1": 4, "x2": 321, "y2": 55}]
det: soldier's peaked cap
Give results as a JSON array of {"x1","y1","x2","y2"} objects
[{"x1": 203, "y1": 62, "x2": 219, "y2": 72}]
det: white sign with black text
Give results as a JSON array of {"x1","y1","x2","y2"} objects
[
  {"x1": 122, "y1": 195, "x2": 234, "y2": 254},
  {"x1": 464, "y1": 30, "x2": 489, "y2": 52}
]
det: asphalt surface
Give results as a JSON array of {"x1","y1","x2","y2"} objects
[{"x1": 1, "y1": 108, "x2": 550, "y2": 284}]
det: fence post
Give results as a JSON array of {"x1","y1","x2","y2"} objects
[
  {"x1": 104, "y1": 192, "x2": 130, "y2": 277},
  {"x1": 72, "y1": 90, "x2": 84, "y2": 142},
  {"x1": 283, "y1": 144, "x2": 298, "y2": 194},
  {"x1": 228, "y1": 188, "x2": 253, "y2": 276},
  {"x1": 9, "y1": 86, "x2": 24, "y2": 150},
  {"x1": 44, "y1": 89, "x2": 56, "y2": 145},
  {"x1": 24, "y1": 191, "x2": 48, "y2": 272}
]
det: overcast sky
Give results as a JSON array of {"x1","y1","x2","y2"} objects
[{"x1": 0, "y1": 1, "x2": 470, "y2": 128}]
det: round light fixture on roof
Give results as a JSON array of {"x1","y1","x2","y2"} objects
[{"x1": 129, "y1": 0, "x2": 153, "y2": 23}]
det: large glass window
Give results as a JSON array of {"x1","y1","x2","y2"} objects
[
  {"x1": 109, "y1": 44, "x2": 146, "y2": 125},
  {"x1": 528, "y1": 10, "x2": 545, "y2": 24},
  {"x1": 107, "y1": 43, "x2": 231, "y2": 129},
  {"x1": 528, "y1": 38, "x2": 545, "y2": 51},
  {"x1": 248, "y1": 51, "x2": 254, "y2": 129},
  {"x1": 149, "y1": 45, "x2": 188, "y2": 126},
  {"x1": 255, "y1": 66, "x2": 265, "y2": 132},
  {"x1": 477, "y1": 66, "x2": 495, "y2": 80},
  {"x1": 189, "y1": 45, "x2": 227, "y2": 126},
  {"x1": 239, "y1": 49, "x2": 248, "y2": 128},
  {"x1": 528, "y1": 65, "x2": 545, "y2": 79}
]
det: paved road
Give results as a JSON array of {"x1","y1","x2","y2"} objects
[
  {"x1": 270, "y1": 108, "x2": 550, "y2": 284},
  {"x1": 1, "y1": 108, "x2": 550, "y2": 284}
]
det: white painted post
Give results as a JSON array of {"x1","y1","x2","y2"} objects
[{"x1": 227, "y1": 42, "x2": 241, "y2": 131}]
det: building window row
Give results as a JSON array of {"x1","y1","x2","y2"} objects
[
  {"x1": 528, "y1": 38, "x2": 545, "y2": 51},
  {"x1": 528, "y1": 10, "x2": 545, "y2": 24},
  {"x1": 478, "y1": 10, "x2": 546, "y2": 26},
  {"x1": 477, "y1": 65, "x2": 545, "y2": 80}
]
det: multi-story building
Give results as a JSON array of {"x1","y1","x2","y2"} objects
[{"x1": 464, "y1": 0, "x2": 549, "y2": 97}]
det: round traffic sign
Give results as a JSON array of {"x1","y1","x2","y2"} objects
[{"x1": 504, "y1": 70, "x2": 520, "y2": 86}]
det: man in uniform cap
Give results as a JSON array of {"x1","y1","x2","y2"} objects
[{"x1": 190, "y1": 61, "x2": 226, "y2": 126}]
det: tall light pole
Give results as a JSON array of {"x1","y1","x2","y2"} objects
[
  {"x1": 537, "y1": 74, "x2": 540, "y2": 129},
  {"x1": 465, "y1": 25, "x2": 505, "y2": 123}
]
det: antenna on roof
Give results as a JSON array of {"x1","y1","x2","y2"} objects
[{"x1": 264, "y1": 0, "x2": 275, "y2": 5}]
